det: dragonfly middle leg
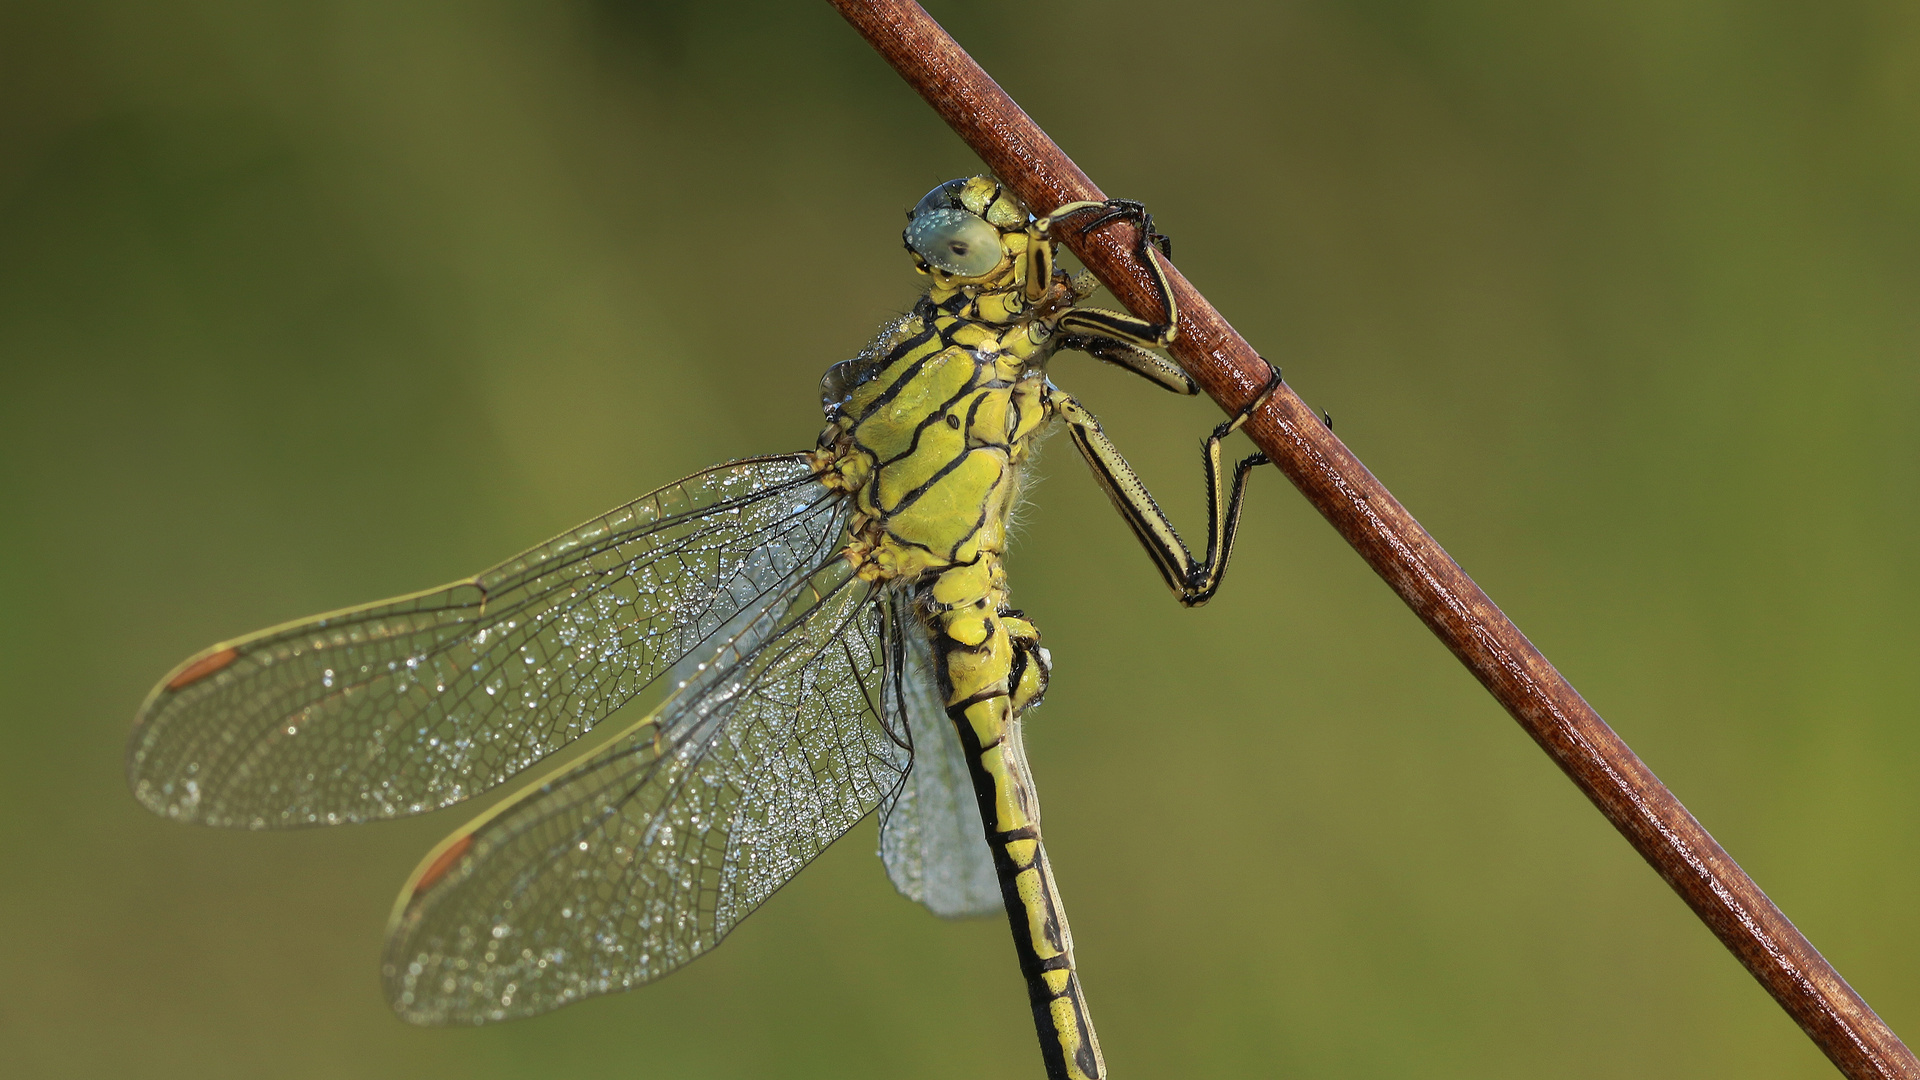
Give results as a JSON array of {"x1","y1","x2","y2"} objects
[
  {"x1": 1050, "y1": 368, "x2": 1282, "y2": 607},
  {"x1": 1053, "y1": 332, "x2": 1197, "y2": 396}
]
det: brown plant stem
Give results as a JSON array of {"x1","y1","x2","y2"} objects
[{"x1": 827, "y1": 1, "x2": 1918, "y2": 1076}]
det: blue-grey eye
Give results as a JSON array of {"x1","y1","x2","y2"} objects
[
  {"x1": 905, "y1": 207, "x2": 1004, "y2": 277},
  {"x1": 911, "y1": 178, "x2": 970, "y2": 219}
]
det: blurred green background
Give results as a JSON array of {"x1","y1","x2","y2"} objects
[{"x1": 3, "y1": 1, "x2": 1917, "y2": 1076}]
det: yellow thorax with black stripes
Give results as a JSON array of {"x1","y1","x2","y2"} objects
[{"x1": 814, "y1": 175, "x2": 1088, "y2": 584}]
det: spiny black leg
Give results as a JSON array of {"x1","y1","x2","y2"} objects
[
  {"x1": 1219, "y1": 363, "x2": 1284, "y2": 439},
  {"x1": 1041, "y1": 197, "x2": 1181, "y2": 344},
  {"x1": 1065, "y1": 199, "x2": 1173, "y2": 259},
  {"x1": 1054, "y1": 333, "x2": 1197, "y2": 396},
  {"x1": 1052, "y1": 363, "x2": 1282, "y2": 607}
]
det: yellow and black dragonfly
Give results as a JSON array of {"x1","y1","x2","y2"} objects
[{"x1": 127, "y1": 175, "x2": 1277, "y2": 1080}]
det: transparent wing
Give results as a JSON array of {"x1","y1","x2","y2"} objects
[
  {"x1": 127, "y1": 454, "x2": 851, "y2": 829},
  {"x1": 383, "y1": 557, "x2": 912, "y2": 1024},
  {"x1": 876, "y1": 591, "x2": 1000, "y2": 918}
]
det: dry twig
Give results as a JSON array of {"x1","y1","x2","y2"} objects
[{"x1": 828, "y1": 1, "x2": 1918, "y2": 1076}]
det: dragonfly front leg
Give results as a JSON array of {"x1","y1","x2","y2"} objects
[
  {"x1": 1051, "y1": 368, "x2": 1281, "y2": 607},
  {"x1": 1038, "y1": 199, "x2": 1180, "y2": 347}
]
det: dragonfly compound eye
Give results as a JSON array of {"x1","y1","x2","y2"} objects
[
  {"x1": 904, "y1": 207, "x2": 1004, "y2": 277},
  {"x1": 910, "y1": 177, "x2": 971, "y2": 218}
]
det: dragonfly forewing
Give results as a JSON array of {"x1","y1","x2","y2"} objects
[
  {"x1": 382, "y1": 556, "x2": 910, "y2": 1024},
  {"x1": 127, "y1": 455, "x2": 846, "y2": 828}
]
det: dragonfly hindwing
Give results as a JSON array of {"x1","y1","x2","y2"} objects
[
  {"x1": 383, "y1": 556, "x2": 906, "y2": 1023},
  {"x1": 876, "y1": 591, "x2": 1001, "y2": 919}
]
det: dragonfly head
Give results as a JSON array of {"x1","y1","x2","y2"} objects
[{"x1": 902, "y1": 175, "x2": 1031, "y2": 288}]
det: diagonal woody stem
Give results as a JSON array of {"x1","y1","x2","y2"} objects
[{"x1": 826, "y1": 1, "x2": 1918, "y2": 1077}]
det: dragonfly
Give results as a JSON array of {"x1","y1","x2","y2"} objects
[{"x1": 126, "y1": 175, "x2": 1279, "y2": 1080}]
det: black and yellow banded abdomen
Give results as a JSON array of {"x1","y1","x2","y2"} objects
[{"x1": 927, "y1": 583, "x2": 1105, "y2": 1080}]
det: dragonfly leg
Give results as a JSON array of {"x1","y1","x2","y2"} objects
[
  {"x1": 1053, "y1": 332, "x2": 1197, "y2": 396},
  {"x1": 1051, "y1": 366, "x2": 1282, "y2": 607},
  {"x1": 1038, "y1": 199, "x2": 1180, "y2": 346}
]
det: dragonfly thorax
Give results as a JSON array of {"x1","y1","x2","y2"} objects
[
  {"x1": 812, "y1": 178, "x2": 1135, "y2": 587},
  {"x1": 815, "y1": 302, "x2": 1053, "y2": 585}
]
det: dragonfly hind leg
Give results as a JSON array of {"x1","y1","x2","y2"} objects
[{"x1": 1052, "y1": 366, "x2": 1281, "y2": 607}]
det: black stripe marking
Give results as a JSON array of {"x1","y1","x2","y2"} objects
[
  {"x1": 849, "y1": 336, "x2": 946, "y2": 423},
  {"x1": 952, "y1": 683, "x2": 1007, "y2": 710},
  {"x1": 884, "y1": 446, "x2": 1004, "y2": 526},
  {"x1": 874, "y1": 363, "x2": 1000, "y2": 468}
]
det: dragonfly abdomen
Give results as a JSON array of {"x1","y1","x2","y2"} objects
[{"x1": 924, "y1": 578, "x2": 1103, "y2": 1080}]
